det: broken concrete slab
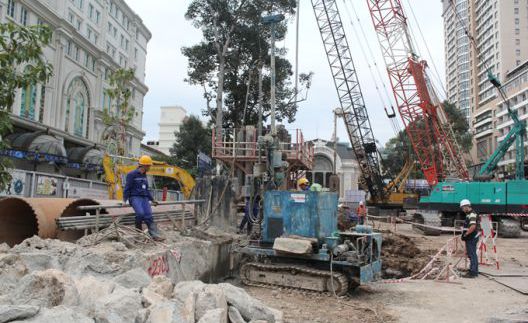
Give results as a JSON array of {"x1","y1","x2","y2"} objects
[
  {"x1": 142, "y1": 287, "x2": 166, "y2": 308},
  {"x1": 93, "y1": 284, "x2": 142, "y2": 323},
  {"x1": 273, "y1": 237, "x2": 313, "y2": 255},
  {"x1": 13, "y1": 305, "x2": 92, "y2": 323},
  {"x1": 11, "y1": 269, "x2": 80, "y2": 308},
  {"x1": 0, "y1": 305, "x2": 40, "y2": 323},
  {"x1": 197, "y1": 308, "x2": 227, "y2": 323},
  {"x1": 146, "y1": 301, "x2": 188, "y2": 323},
  {"x1": 228, "y1": 306, "x2": 246, "y2": 323},
  {"x1": 75, "y1": 276, "x2": 116, "y2": 315},
  {"x1": 173, "y1": 280, "x2": 206, "y2": 303},
  {"x1": 219, "y1": 283, "x2": 278, "y2": 322},
  {"x1": 113, "y1": 268, "x2": 152, "y2": 289},
  {"x1": 195, "y1": 285, "x2": 228, "y2": 322},
  {"x1": 147, "y1": 275, "x2": 174, "y2": 298}
]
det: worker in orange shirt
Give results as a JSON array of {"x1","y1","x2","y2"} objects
[{"x1": 356, "y1": 201, "x2": 367, "y2": 225}]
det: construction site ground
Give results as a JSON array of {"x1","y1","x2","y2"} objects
[{"x1": 241, "y1": 222, "x2": 528, "y2": 323}]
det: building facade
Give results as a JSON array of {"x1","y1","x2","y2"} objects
[
  {"x1": 158, "y1": 106, "x2": 187, "y2": 155},
  {"x1": 442, "y1": 0, "x2": 471, "y2": 122},
  {"x1": 1, "y1": 0, "x2": 150, "y2": 178},
  {"x1": 307, "y1": 139, "x2": 361, "y2": 202},
  {"x1": 442, "y1": 0, "x2": 528, "y2": 173}
]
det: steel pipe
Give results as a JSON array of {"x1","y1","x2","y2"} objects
[{"x1": 0, "y1": 197, "x2": 100, "y2": 246}]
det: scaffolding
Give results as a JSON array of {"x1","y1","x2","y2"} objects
[{"x1": 212, "y1": 126, "x2": 314, "y2": 175}]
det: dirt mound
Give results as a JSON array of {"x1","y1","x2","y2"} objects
[{"x1": 381, "y1": 233, "x2": 431, "y2": 279}]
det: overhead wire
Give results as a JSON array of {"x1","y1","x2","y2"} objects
[{"x1": 339, "y1": 0, "x2": 402, "y2": 138}]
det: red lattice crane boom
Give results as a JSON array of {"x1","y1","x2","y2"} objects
[{"x1": 366, "y1": 0, "x2": 470, "y2": 185}]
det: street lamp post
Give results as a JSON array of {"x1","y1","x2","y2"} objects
[{"x1": 262, "y1": 14, "x2": 285, "y2": 136}]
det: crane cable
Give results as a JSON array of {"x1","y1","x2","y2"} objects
[{"x1": 339, "y1": 0, "x2": 402, "y2": 138}]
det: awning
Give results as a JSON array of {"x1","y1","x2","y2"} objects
[
  {"x1": 67, "y1": 147, "x2": 103, "y2": 171},
  {"x1": 4, "y1": 132, "x2": 68, "y2": 163}
]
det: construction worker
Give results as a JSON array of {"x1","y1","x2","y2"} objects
[
  {"x1": 460, "y1": 199, "x2": 479, "y2": 278},
  {"x1": 356, "y1": 201, "x2": 367, "y2": 225},
  {"x1": 297, "y1": 178, "x2": 310, "y2": 191},
  {"x1": 238, "y1": 195, "x2": 260, "y2": 235},
  {"x1": 124, "y1": 155, "x2": 164, "y2": 242}
]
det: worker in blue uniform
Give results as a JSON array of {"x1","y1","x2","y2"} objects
[
  {"x1": 460, "y1": 199, "x2": 479, "y2": 278},
  {"x1": 238, "y1": 195, "x2": 260, "y2": 235},
  {"x1": 124, "y1": 155, "x2": 164, "y2": 241}
]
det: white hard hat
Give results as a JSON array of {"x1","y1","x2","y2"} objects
[
  {"x1": 460, "y1": 199, "x2": 471, "y2": 208},
  {"x1": 359, "y1": 201, "x2": 364, "y2": 206}
]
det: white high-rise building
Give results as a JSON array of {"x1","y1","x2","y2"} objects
[
  {"x1": 158, "y1": 106, "x2": 187, "y2": 155},
  {"x1": 442, "y1": 0, "x2": 471, "y2": 122},
  {"x1": 1, "y1": 0, "x2": 151, "y2": 177},
  {"x1": 442, "y1": 0, "x2": 528, "y2": 173}
]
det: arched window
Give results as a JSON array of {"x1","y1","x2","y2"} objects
[
  {"x1": 65, "y1": 78, "x2": 90, "y2": 138},
  {"x1": 20, "y1": 75, "x2": 37, "y2": 120}
]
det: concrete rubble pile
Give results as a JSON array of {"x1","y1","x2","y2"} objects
[{"x1": 0, "y1": 234, "x2": 283, "y2": 323}]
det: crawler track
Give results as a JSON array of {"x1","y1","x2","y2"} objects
[{"x1": 240, "y1": 262, "x2": 349, "y2": 296}]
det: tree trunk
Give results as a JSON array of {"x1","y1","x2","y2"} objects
[{"x1": 215, "y1": 54, "x2": 225, "y2": 138}]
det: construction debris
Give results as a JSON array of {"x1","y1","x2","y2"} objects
[
  {"x1": 0, "y1": 234, "x2": 283, "y2": 323},
  {"x1": 381, "y1": 232, "x2": 432, "y2": 279}
]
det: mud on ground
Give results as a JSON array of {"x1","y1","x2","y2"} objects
[{"x1": 381, "y1": 232, "x2": 434, "y2": 279}]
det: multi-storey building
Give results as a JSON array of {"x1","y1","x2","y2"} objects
[
  {"x1": 158, "y1": 106, "x2": 187, "y2": 155},
  {"x1": 442, "y1": 0, "x2": 528, "y2": 174},
  {"x1": 0, "y1": 0, "x2": 151, "y2": 178},
  {"x1": 442, "y1": 0, "x2": 471, "y2": 122}
]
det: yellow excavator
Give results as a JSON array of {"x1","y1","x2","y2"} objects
[
  {"x1": 382, "y1": 158, "x2": 418, "y2": 207},
  {"x1": 103, "y1": 155, "x2": 195, "y2": 200}
]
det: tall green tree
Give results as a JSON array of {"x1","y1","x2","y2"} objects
[
  {"x1": 441, "y1": 100, "x2": 473, "y2": 153},
  {"x1": 0, "y1": 23, "x2": 53, "y2": 191},
  {"x1": 183, "y1": 0, "x2": 311, "y2": 132},
  {"x1": 170, "y1": 115, "x2": 212, "y2": 176},
  {"x1": 102, "y1": 68, "x2": 135, "y2": 156},
  {"x1": 382, "y1": 101, "x2": 473, "y2": 178}
]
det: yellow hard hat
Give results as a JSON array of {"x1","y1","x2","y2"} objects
[
  {"x1": 297, "y1": 178, "x2": 309, "y2": 186},
  {"x1": 138, "y1": 155, "x2": 153, "y2": 166}
]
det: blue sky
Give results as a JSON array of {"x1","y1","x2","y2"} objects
[{"x1": 126, "y1": 0, "x2": 447, "y2": 146}]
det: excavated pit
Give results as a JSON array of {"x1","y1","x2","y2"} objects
[{"x1": 0, "y1": 197, "x2": 101, "y2": 246}]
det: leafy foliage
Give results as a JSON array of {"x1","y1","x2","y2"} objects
[
  {"x1": 169, "y1": 115, "x2": 212, "y2": 177},
  {"x1": 0, "y1": 23, "x2": 53, "y2": 191},
  {"x1": 183, "y1": 0, "x2": 311, "y2": 130},
  {"x1": 382, "y1": 101, "x2": 473, "y2": 178},
  {"x1": 101, "y1": 68, "x2": 135, "y2": 156}
]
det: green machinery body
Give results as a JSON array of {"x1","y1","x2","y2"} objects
[{"x1": 419, "y1": 180, "x2": 528, "y2": 214}]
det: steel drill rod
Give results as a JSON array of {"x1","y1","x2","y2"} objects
[{"x1": 77, "y1": 200, "x2": 205, "y2": 210}]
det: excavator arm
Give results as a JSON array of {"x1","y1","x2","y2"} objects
[
  {"x1": 479, "y1": 108, "x2": 526, "y2": 180},
  {"x1": 103, "y1": 155, "x2": 196, "y2": 200}
]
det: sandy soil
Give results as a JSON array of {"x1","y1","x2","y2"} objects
[{"x1": 244, "y1": 222, "x2": 528, "y2": 323}]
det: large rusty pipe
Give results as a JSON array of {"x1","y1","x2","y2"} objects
[{"x1": 0, "y1": 197, "x2": 100, "y2": 246}]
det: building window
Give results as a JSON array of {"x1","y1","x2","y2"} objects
[
  {"x1": 66, "y1": 40, "x2": 72, "y2": 56},
  {"x1": 39, "y1": 86, "x2": 46, "y2": 123},
  {"x1": 514, "y1": 8, "x2": 519, "y2": 14},
  {"x1": 516, "y1": 39, "x2": 520, "y2": 45},
  {"x1": 76, "y1": 19, "x2": 81, "y2": 31},
  {"x1": 88, "y1": 3, "x2": 94, "y2": 19},
  {"x1": 65, "y1": 78, "x2": 90, "y2": 137},
  {"x1": 7, "y1": 0, "x2": 15, "y2": 18},
  {"x1": 95, "y1": 10, "x2": 100, "y2": 23},
  {"x1": 516, "y1": 49, "x2": 521, "y2": 56},
  {"x1": 134, "y1": 48, "x2": 138, "y2": 59},
  {"x1": 19, "y1": 6, "x2": 28, "y2": 26},
  {"x1": 20, "y1": 70, "x2": 37, "y2": 120},
  {"x1": 515, "y1": 28, "x2": 520, "y2": 35}
]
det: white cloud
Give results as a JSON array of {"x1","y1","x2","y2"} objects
[{"x1": 126, "y1": 0, "x2": 446, "y2": 146}]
